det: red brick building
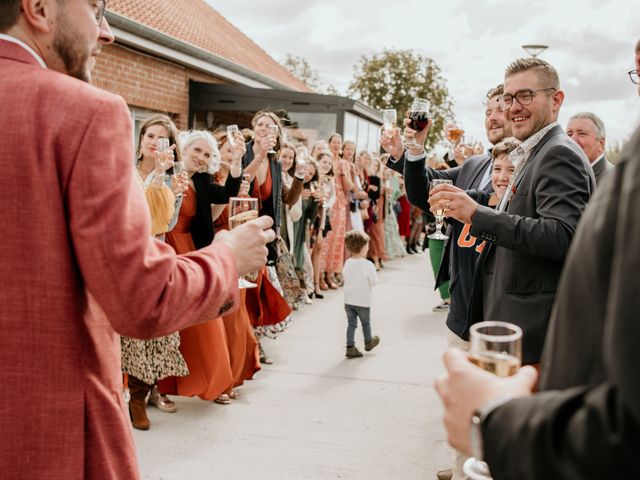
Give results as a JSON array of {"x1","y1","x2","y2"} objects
[{"x1": 96, "y1": 0, "x2": 381, "y2": 149}]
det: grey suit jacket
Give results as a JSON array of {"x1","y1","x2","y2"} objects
[
  {"x1": 469, "y1": 125, "x2": 595, "y2": 363},
  {"x1": 591, "y1": 155, "x2": 615, "y2": 185},
  {"x1": 481, "y1": 126, "x2": 640, "y2": 480}
]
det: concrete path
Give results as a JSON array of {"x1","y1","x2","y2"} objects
[{"x1": 135, "y1": 251, "x2": 452, "y2": 480}]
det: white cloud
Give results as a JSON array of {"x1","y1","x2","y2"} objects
[{"x1": 207, "y1": 0, "x2": 640, "y2": 145}]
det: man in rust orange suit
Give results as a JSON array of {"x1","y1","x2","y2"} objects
[{"x1": 0, "y1": 1, "x2": 275, "y2": 478}]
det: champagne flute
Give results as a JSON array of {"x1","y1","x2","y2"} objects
[
  {"x1": 428, "y1": 179, "x2": 453, "y2": 240},
  {"x1": 295, "y1": 146, "x2": 308, "y2": 166},
  {"x1": 464, "y1": 321, "x2": 523, "y2": 480},
  {"x1": 405, "y1": 97, "x2": 430, "y2": 147},
  {"x1": 381, "y1": 109, "x2": 397, "y2": 140},
  {"x1": 228, "y1": 197, "x2": 260, "y2": 289},
  {"x1": 227, "y1": 125, "x2": 239, "y2": 147},
  {"x1": 267, "y1": 124, "x2": 279, "y2": 154},
  {"x1": 446, "y1": 122, "x2": 465, "y2": 161},
  {"x1": 241, "y1": 173, "x2": 252, "y2": 197},
  {"x1": 172, "y1": 161, "x2": 186, "y2": 198},
  {"x1": 155, "y1": 137, "x2": 172, "y2": 183}
]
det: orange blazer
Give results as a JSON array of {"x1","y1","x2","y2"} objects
[{"x1": 0, "y1": 40, "x2": 240, "y2": 479}]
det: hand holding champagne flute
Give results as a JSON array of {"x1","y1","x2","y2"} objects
[
  {"x1": 428, "y1": 179, "x2": 453, "y2": 240},
  {"x1": 171, "y1": 161, "x2": 188, "y2": 198},
  {"x1": 464, "y1": 321, "x2": 522, "y2": 480},
  {"x1": 229, "y1": 197, "x2": 260, "y2": 288}
]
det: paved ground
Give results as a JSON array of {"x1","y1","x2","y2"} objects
[{"x1": 135, "y1": 251, "x2": 452, "y2": 480}]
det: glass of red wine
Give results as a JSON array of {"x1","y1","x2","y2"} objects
[{"x1": 405, "y1": 97, "x2": 430, "y2": 148}]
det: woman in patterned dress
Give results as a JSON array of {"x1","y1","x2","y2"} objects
[
  {"x1": 122, "y1": 115, "x2": 190, "y2": 430},
  {"x1": 321, "y1": 134, "x2": 351, "y2": 289},
  {"x1": 382, "y1": 162, "x2": 407, "y2": 259}
]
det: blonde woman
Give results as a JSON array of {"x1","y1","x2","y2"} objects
[{"x1": 123, "y1": 114, "x2": 190, "y2": 430}]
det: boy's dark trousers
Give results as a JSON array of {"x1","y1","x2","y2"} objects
[{"x1": 345, "y1": 304, "x2": 372, "y2": 347}]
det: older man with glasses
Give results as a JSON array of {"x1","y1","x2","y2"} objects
[{"x1": 429, "y1": 58, "x2": 595, "y2": 367}]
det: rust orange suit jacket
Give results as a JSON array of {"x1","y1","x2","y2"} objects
[{"x1": 0, "y1": 40, "x2": 240, "y2": 479}]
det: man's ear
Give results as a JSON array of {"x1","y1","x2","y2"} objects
[
  {"x1": 551, "y1": 89, "x2": 565, "y2": 113},
  {"x1": 20, "y1": 0, "x2": 55, "y2": 34}
]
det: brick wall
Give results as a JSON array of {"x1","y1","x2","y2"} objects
[{"x1": 92, "y1": 43, "x2": 230, "y2": 129}]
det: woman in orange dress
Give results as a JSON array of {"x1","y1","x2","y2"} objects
[
  {"x1": 242, "y1": 112, "x2": 303, "y2": 363},
  {"x1": 212, "y1": 131, "x2": 261, "y2": 396},
  {"x1": 158, "y1": 130, "x2": 242, "y2": 404}
]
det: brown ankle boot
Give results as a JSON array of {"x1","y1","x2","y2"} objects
[{"x1": 128, "y1": 376, "x2": 151, "y2": 430}]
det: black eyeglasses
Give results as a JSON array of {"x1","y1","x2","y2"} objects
[
  {"x1": 629, "y1": 70, "x2": 640, "y2": 85},
  {"x1": 93, "y1": 0, "x2": 107, "y2": 25},
  {"x1": 498, "y1": 87, "x2": 556, "y2": 111}
]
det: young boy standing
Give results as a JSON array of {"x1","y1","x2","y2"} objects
[{"x1": 342, "y1": 230, "x2": 380, "y2": 358}]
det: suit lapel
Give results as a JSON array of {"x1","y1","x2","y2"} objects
[
  {"x1": 591, "y1": 157, "x2": 605, "y2": 177},
  {"x1": 511, "y1": 125, "x2": 564, "y2": 192},
  {"x1": 468, "y1": 154, "x2": 492, "y2": 190}
]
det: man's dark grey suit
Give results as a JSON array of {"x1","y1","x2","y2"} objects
[{"x1": 469, "y1": 124, "x2": 595, "y2": 363}]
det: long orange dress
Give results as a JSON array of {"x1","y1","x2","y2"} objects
[
  {"x1": 245, "y1": 166, "x2": 292, "y2": 329},
  {"x1": 214, "y1": 206, "x2": 261, "y2": 386},
  {"x1": 159, "y1": 187, "x2": 234, "y2": 400}
]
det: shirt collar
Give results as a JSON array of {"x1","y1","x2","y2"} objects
[
  {"x1": 0, "y1": 34, "x2": 47, "y2": 68},
  {"x1": 508, "y1": 121, "x2": 559, "y2": 169}
]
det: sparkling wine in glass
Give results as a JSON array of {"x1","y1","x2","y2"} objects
[
  {"x1": 405, "y1": 97, "x2": 430, "y2": 147},
  {"x1": 228, "y1": 197, "x2": 260, "y2": 288},
  {"x1": 227, "y1": 125, "x2": 239, "y2": 147},
  {"x1": 172, "y1": 161, "x2": 186, "y2": 198},
  {"x1": 428, "y1": 179, "x2": 453, "y2": 240},
  {"x1": 446, "y1": 123, "x2": 465, "y2": 160},
  {"x1": 464, "y1": 321, "x2": 522, "y2": 480},
  {"x1": 267, "y1": 124, "x2": 279, "y2": 155},
  {"x1": 156, "y1": 137, "x2": 172, "y2": 172},
  {"x1": 381, "y1": 109, "x2": 397, "y2": 139}
]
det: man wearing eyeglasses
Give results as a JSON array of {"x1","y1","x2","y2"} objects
[
  {"x1": 429, "y1": 58, "x2": 595, "y2": 366},
  {"x1": 0, "y1": 1, "x2": 275, "y2": 478},
  {"x1": 434, "y1": 42, "x2": 640, "y2": 480}
]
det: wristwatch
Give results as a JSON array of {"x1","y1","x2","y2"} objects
[{"x1": 470, "y1": 395, "x2": 513, "y2": 461}]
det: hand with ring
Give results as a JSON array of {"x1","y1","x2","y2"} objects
[{"x1": 428, "y1": 184, "x2": 479, "y2": 224}]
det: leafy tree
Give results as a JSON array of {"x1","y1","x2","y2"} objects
[
  {"x1": 282, "y1": 54, "x2": 338, "y2": 95},
  {"x1": 282, "y1": 54, "x2": 321, "y2": 91},
  {"x1": 348, "y1": 49, "x2": 454, "y2": 148}
]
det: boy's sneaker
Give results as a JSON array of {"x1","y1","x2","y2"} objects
[
  {"x1": 364, "y1": 336, "x2": 380, "y2": 352},
  {"x1": 432, "y1": 300, "x2": 450, "y2": 312},
  {"x1": 346, "y1": 346, "x2": 363, "y2": 358}
]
